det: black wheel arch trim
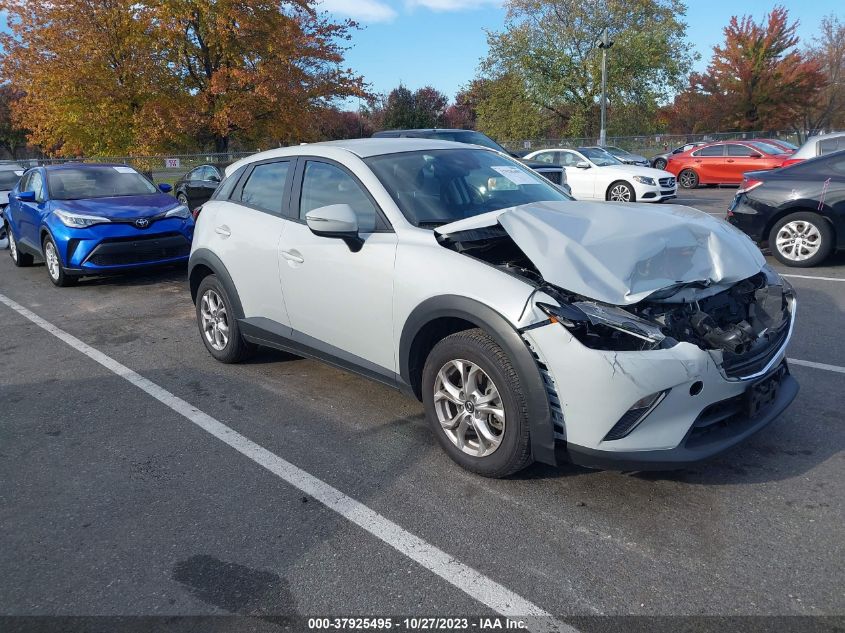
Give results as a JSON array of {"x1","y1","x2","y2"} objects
[
  {"x1": 188, "y1": 248, "x2": 245, "y2": 320},
  {"x1": 400, "y1": 295, "x2": 556, "y2": 466}
]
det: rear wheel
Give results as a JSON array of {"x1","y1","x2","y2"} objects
[
  {"x1": 769, "y1": 212, "x2": 834, "y2": 267},
  {"x1": 43, "y1": 234, "x2": 77, "y2": 287},
  {"x1": 422, "y1": 329, "x2": 533, "y2": 478},
  {"x1": 8, "y1": 225, "x2": 33, "y2": 267},
  {"x1": 678, "y1": 169, "x2": 699, "y2": 189},
  {"x1": 196, "y1": 274, "x2": 255, "y2": 363},
  {"x1": 606, "y1": 181, "x2": 635, "y2": 202},
  {"x1": 653, "y1": 158, "x2": 667, "y2": 170}
]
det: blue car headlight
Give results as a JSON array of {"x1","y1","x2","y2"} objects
[
  {"x1": 54, "y1": 209, "x2": 111, "y2": 228},
  {"x1": 165, "y1": 204, "x2": 191, "y2": 219}
]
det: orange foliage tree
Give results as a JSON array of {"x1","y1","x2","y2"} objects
[{"x1": 0, "y1": 0, "x2": 368, "y2": 156}]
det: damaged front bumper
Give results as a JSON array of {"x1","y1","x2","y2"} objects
[{"x1": 523, "y1": 295, "x2": 798, "y2": 470}]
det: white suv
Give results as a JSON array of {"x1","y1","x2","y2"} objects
[{"x1": 189, "y1": 139, "x2": 798, "y2": 477}]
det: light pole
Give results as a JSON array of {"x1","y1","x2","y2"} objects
[{"x1": 598, "y1": 27, "x2": 614, "y2": 147}]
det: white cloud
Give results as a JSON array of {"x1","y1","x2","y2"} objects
[
  {"x1": 406, "y1": 0, "x2": 501, "y2": 11},
  {"x1": 318, "y1": 0, "x2": 398, "y2": 22}
]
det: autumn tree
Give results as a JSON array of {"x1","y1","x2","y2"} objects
[
  {"x1": 661, "y1": 72, "x2": 730, "y2": 134},
  {"x1": 0, "y1": 85, "x2": 30, "y2": 159},
  {"x1": 474, "y1": 73, "x2": 545, "y2": 141},
  {"x1": 0, "y1": 0, "x2": 167, "y2": 156},
  {"x1": 379, "y1": 84, "x2": 448, "y2": 129},
  {"x1": 800, "y1": 14, "x2": 845, "y2": 135},
  {"x1": 442, "y1": 80, "x2": 487, "y2": 129},
  {"x1": 484, "y1": 0, "x2": 694, "y2": 138},
  {"x1": 706, "y1": 6, "x2": 824, "y2": 131}
]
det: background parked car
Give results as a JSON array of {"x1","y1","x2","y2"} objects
[
  {"x1": 666, "y1": 140, "x2": 790, "y2": 188},
  {"x1": 727, "y1": 150, "x2": 845, "y2": 267},
  {"x1": 524, "y1": 146, "x2": 676, "y2": 202},
  {"x1": 593, "y1": 145, "x2": 650, "y2": 166},
  {"x1": 173, "y1": 163, "x2": 229, "y2": 210},
  {"x1": 650, "y1": 142, "x2": 707, "y2": 170},
  {"x1": 0, "y1": 162, "x2": 25, "y2": 248},
  {"x1": 4, "y1": 163, "x2": 193, "y2": 286},
  {"x1": 372, "y1": 128, "x2": 569, "y2": 192},
  {"x1": 781, "y1": 132, "x2": 845, "y2": 167},
  {"x1": 756, "y1": 138, "x2": 798, "y2": 154}
]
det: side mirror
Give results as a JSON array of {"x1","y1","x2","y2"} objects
[
  {"x1": 575, "y1": 161, "x2": 591, "y2": 169},
  {"x1": 305, "y1": 204, "x2": 363, "y2": 252},
  {"x1": 16, "y1": 191, "x2": 36, "y2": 202},
  {"x1": 158, "y1": 183, "x2": 173, "y2": 193}
]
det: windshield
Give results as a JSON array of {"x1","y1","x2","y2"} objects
[
  {"x1": 749, "y1": 142, "x2": 783, "y2": 155},
  {"x1": 365, "y1": 148, "x2": 570, "y2": 227},
  {"x1": 578, "y1": 148, "x2": 623, "y2": 166},
  {"x1": 47, "y1": 166, "x2": 158, "y2": 200},
  {"x1": 0, "y1": 170, "x2": 23, "y2": 190},
  {"x1": 604, "y1": 146, "x2": 633, "y2": 157}
]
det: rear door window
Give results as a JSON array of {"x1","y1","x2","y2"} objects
[
  {"x1": 726, "y1": 144, "x2": 758, "y2": 157},
  {"x1": 238, "y1": 161, "x2": 290, "y2": 214},
  {"x1": 818, "y1": 138, "x2": 843, "y2": 156},
  {"x1": 693, "y1": 145, "x2": 725, "y2": 157}
]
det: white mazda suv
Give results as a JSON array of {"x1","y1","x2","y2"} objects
[{"x1": 188, "y1": 139, "x2": 797, "y2": 477}]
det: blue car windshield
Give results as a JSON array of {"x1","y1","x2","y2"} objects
[
  {"x1": 365, "y1": 148, "x2": 570, "y2": 227},
  {"x1": 47, "y1": 166, "x2": 158, "y2": 200}
]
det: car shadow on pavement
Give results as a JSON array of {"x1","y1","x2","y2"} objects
[{"x1": 68, "y1": 264, "x2": 188, "y2": 288}]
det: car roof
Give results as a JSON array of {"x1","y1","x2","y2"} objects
[
  {"x1": 373, "y1": 128, "x2": 473, "y2": 135},
  {"x1": 41, "y1": 162, "x2": 138, "y2": 171},
  {"x1": 225, "y1": 138, "x2": 486, "y2": 176}
]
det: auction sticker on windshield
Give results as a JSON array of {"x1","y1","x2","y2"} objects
[
  {"x1": 113, "y1": 166, "x2": 137, "y2": 174},
  {"x1": 491, "y1": 165, "x2": 536, "y2": 185}
]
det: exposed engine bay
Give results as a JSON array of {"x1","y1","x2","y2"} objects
[{"x1": 437, "y1": 224, "x2": 793, "y2": 375}]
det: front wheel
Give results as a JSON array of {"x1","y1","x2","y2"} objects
[
  {"x1": 653, "y1": 158, "x2": 667, "y2": 170},
  {"x1": 769, "y1": 212, "x2": 834, "y2": 267},
  {"x1": 43, "y1": 234, "x2": 77, "y2": 286},
  {"x1": 606, "y1": 181, "x2": 635, "y2": 202},
  {"x1": 177, "y1": 193, "x2": 189, "y2": 207},
  {"x1": 196, "y1": 275, "x2": 255, "y2": 363},
  {"x1": 422, "y1": 329, "x2": 533, "y2": 478},
  {"x1": 678, "y1": 169, "x2": 699, "y2": 189}
]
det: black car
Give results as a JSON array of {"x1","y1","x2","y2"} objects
[
  {"x1": 372, "y1": 128, "x2": 570, "y2": 193},
  {"x1": 173, "y1": 163, "x2": 230, "y2": 210},
  {"x1": 727, "y1": 150, "x2": 845, "y2": 267}
]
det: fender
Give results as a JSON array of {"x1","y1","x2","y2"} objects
[
  {"x1": 400, "y1": 295, "x2": 556, "y2": 466},
  {"x1": 188, "y1": 248, "x2": 245, "y2": 320}
]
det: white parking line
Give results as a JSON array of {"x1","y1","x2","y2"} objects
[
  {"x1": 0, "y1": 291, "x2": 575, "y2": 633},
  {"x1": 788, "y1": 358, "x2": 845, "y2": 374},
  {"x1": 781, "y1": 274, "x2": 845, "y2": 283}
]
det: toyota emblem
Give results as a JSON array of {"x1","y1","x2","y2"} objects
[{"x1": 135, "y1": 218, "x2": 150, "y2": 228}]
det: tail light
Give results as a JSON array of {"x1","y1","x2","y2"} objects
[
  {"x1": 781, "y1": 158, "x2": 802, "y2": 167},
  {"x1": 192, "y1": 205, "x2": 203, "y2": 221},
  {"x1": 737, "y1": 177, "x2": 764, "y2": 194}
]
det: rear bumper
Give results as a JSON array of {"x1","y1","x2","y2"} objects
[{"x1": 727, "y1": 195, "x2": 769, "y2": 243}]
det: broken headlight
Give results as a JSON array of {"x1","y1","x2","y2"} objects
[{"x1": 538, "y1": 301, "x2": 668, "y2": 351}]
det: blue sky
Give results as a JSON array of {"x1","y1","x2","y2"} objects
[{"x1": 325, "y1": 0, "x2": 842, "y2": 105}]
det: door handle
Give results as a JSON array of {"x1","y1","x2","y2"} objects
[
  {"x1": 280, "y1": 249, "x2": 304, "y2": 264},
  {"x1": 215, "y1": 225, "x2": 231, "y2": 237},
  {"x1": 726, "y1": 159, "x2": 735, "y2": 163}
]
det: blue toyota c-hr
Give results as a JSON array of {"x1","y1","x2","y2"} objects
[{"x1": 4, "y1": 163, "x2": 194, "y2": 286}]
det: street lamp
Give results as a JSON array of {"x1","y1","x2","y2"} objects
[{"x1": 598, "y1": 27, "x2": 614, "y2": 147}]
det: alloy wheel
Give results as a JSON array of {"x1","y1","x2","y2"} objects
[
  {"x1": 200, "y1": 289, "x2": 230, "y2": 351},
  {"x1": 44, "y1": 240, "x2": 60, "y2": 280},
  {"x1": 679, "y1": 171, "x2": 697, "y2": 188},
  {"x1": 9, "y1": 229, "x2": 17, "y2": 261},
  {"x1": 776, "y1": 220, "x2": 822, "y2": 262},
  {"x1": 609, "y1": 184, "x2": 632, "y2": 202},
  {"x1": 654, "y1": 159, "x2": 666, "y2": 170},
  {"x1": 433, "y1": 359, "x2": 505, "y2": 458}
]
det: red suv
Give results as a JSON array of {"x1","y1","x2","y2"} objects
[{"x1": 666, "y1": 141, "x2": 790, "y2": 188}]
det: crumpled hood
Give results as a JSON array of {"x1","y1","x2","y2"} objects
[
  {"x1": 436, "y1": 201, "x2": 765, "y2": 305},
  {"x1": 53, "y1": 194, "x2": 180, "y2": 219}
]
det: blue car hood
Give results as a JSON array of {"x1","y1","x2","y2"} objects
[{"x1": 54, "y1": 194, "x2": 180, "y2": 219}]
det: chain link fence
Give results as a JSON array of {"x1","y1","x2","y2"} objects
[{"x1": 501, "y1": 131, "x2": 804, "y2": 157}]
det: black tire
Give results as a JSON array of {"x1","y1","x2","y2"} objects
[
  {"x1": 653, "y1": 158, "x2": 667, "y2": 170},
  {"x1": 678, "y1": 169, "x2": 699, "y2": 189},
  {"x1": 195, "y1": 274, "x2": 255, "y2": 363},
  {"x1": 7, "y1": 223, "x2": 34, "y2": 267},
  {"x1": 768, "y1": 211, "x2": 834, "y2": 268},
  {"x1": 606, "y1": 180, "x2": 636, "y2": 202},
  {"x1": 421, "y1": 328, "x2": 533, "y2": 478},
  {"x1": 177, "y1": 192, "x2": 189, "y2": 206},
  {"x1": 42, "y1": 233, "x2": 77, "y2": 287}
]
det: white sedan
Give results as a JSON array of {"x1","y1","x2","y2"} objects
[{"x1": 524, "y1": 147, "x2": 677, "y2": 203}]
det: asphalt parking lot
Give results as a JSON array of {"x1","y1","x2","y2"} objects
[{"x1": 1, "y1": 186, "x2": 843, "y2": 631}]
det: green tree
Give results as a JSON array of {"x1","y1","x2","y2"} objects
[
  {"x1": 380, "y1": 84, "x2": 448, "y2": 129},
  {"x1": 474, "y1": 74, "x2": 545, "y2": 141},
  {"x1": 484, "y1": 0, "x2": 695, "y2": 137}
]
